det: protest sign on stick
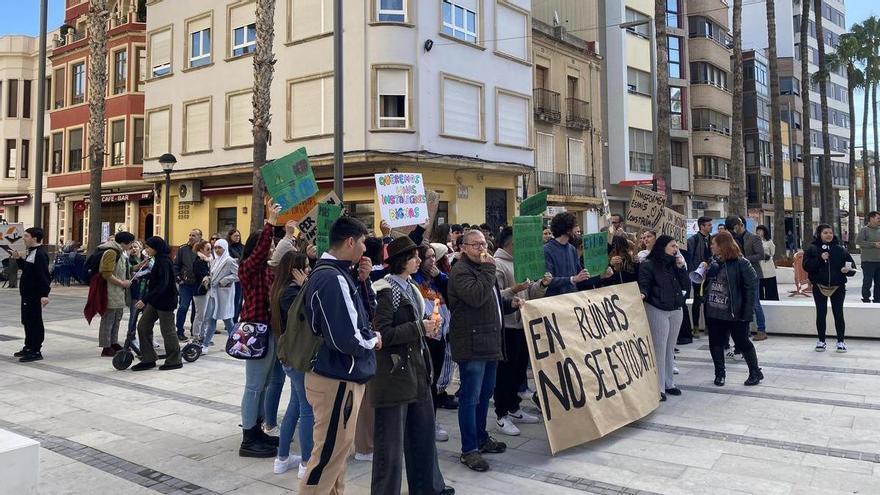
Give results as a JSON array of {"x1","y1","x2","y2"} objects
[
  {"x1": 375, "y1": 173, "x2": 428, "y2": 228},
  {"x1": 260, "y1": 147, "x2": 319, "y2": 213},
  {"x1": 297, "y1": 192, "x2": 341, "y2": 244},
  {"x1": 582, "y1": 233, "x2": 608, "y2": 276},
  {"x1": 520, "y1": 191, "x2": 548, "y2": 217},
  {"x1": 512, "y1": 216, "x2": 545, "y2": 283},
  {"x1": 625, "y1": 188, "x2": 666, "y2": 230},
  {"x1": 316, "y1": 203, "x2": 343, "y2": 256},
  {"x1": 519, "y1": 282, "x2": 660, "y2": 454},
  {"x1": 0, "y1": 223, "x2": 25, "y2": 261}
]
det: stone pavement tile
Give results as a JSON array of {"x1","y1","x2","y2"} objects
[
  {"x1": 799, "y1": 448, "x2": 877, "y2": 475},
  {"x1": 37, "y1": 455, "x2": 157, "y2": 495},
  {"x1": 671, "y1": 435, "x2": 806, "y2": 465},
  {"x1": 809, "y1": 466, "x2": 880, "y2": 493},
  {"x1": 742, "y1": 424, "x2": 832, "y2": 447},
  {"x1": 677, "y1": 466, "x2": 791, "y2": 495},
  {"x1": 220, "y1": 480, "x2": 296, "y2": 495},
  {"x1": 67, "y1": 429, "x2": 128, "y2": 447},
  {"x1": 141, "y1": 412, "x2": 234, "y2": 443},
  {"x1": 40, "y1": 447, "x2": 80, "y2": 470},
  {"x1": 711, "y1": 453, "x2": 816, "y2": 484},
  {"x1": 589, "y1": 436, "x2": 722, "y2": 469},
  {"x1": 145, "y1": 454, "x2": 256, "y2": 493}
]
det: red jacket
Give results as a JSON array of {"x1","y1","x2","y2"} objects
[{"x1": 239, "y1": 223, "x2": 275, "y2": 325}]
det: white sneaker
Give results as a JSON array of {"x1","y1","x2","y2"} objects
[
  {"x1": 836, "y1": 342, "x2": 847, "y2": 353},
  {"x1": 273, "y1": 455, "x2": 301, "y2": 475},
  {"x1": 815, "y1": 341, "x2": 827, "y2": 352},
  {"x1": 201, "y1": 346, "x2": 209, "y2": 355},
  {"x1": 508, "y1": 409, "x2": 540, "y2": 424},
  {"x1": 263, "y1": 425, "x2": 279, "y2": 436},
  {"x1": 354, "y1": 452, "x2": 373, "y2": 462},
  {"x1": 673, "y1": 366, "x2": 680, "y2": 375},
  {"x1": 298, "y1": 463, "x2": 307, "y2": 480},
  {"x1": 518, "y1": 388, "x2": 535, "y2": 400},
  {"x1": 435, "y1": 423, "x2": 449, "y2": 442},
  {"x1": 496, "y1": 416, "x2": 521, "y2": 436}
]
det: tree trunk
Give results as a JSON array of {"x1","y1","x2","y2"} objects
[
  {"x1": 847, "y1": 68, "x2": 857, "y2": 250},
  {"x1": 249, "y1": 0, "x2": 276, "y2": 232},
  {"x1": 799, "y1": 0, "x2": 813, "y2": 245},
  {"x1": 729, "y1": 0, "x2": 747, "y2": 216},
  {"x1": 863, "y1": 78, "x2": 871, "y2": 216},
  {"x1": 874, "y1": 83, "x2": 879, "y2": 211},
  {"x1": 815, "y1": 0, "x2": 834, "y2": 229},
  {"x1": 654, "y1": 1, "x2": 671, "y2": 206},
  {"x1": 766, "y1": 0, "x2": 786, "y2": 259},
  {"x1": 86, "y1": 0, "x2": 109, "y2": 252}
]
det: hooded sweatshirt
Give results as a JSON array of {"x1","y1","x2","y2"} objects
[
  {"x1": 142, "y1": 237, "x2": 179, "y2": 311},
  {"x1": 802, "y1": 235, "x2": 856, "y2": 287}
]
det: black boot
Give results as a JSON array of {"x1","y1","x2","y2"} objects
[
  {"x1": 709, "y1": 346, "x2": 726, "y2": 386},
  {"x1": 742, "y1": 347, "x2": 764, "y2": 386},
  {"x1": 239, "y1": 425, "x2": 277, "y2": 458},
  {"x1": 255, "y1": 418, "x2": 279, "y2": 446}
]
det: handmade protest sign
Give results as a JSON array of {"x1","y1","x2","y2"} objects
[
  {"x1": 519, "y1": 282, "x2": 659, "y2": 454},
  {"x1": 278, "y1": 194, "x2": 320, "y2": 225},
  {"x1": 601, "y1": 189, "x2": 612, "y2": 228},
  {"x1": 375, "y1": 173, "x2": 428, "y2": 228},
  {"x1": 582, "y1": 233, "x2": 608, "y2": 276},
  {"x1": 260, "y1": 147, "x2": 319, "y2": 213},
  {"x1": 0, "y1": 223, "x2": 25, "y2": 261},
  {"x1": 316, "y1": 202, "x2": 343, "y2": 256},
  {"x1": 625, "y1": 188, "x2": 666, "y2": 230},
  {"x1": 520, "y1": 190, "x2": 548, "y2": 217},
  {"x1": 512, "y1": 216, "x2": 545, "y2": 283},
  {"x1": 298, "y1": 192, "x2": 341, "y2": 244},
  {"x1": 657, "y1": 208, "x2": 687, "y2": 245}
]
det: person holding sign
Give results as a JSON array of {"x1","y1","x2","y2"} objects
[
  {"x1": 543, "y1": 212, "x2": 594, "y2": 297},
  {"x1": 638, "y1": 235, "x2": 689, "y2": 401}
]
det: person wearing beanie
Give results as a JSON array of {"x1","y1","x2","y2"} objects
[{"x1": 132, "y1": 236, "x2": 181, "y2": 371}]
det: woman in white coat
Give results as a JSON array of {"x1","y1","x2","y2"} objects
[{"x1": 200, "y1": 239, "x2": 239, "y2": 352}]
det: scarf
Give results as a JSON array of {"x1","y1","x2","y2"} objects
[{"x1": 211, "y1": 239, "x2": 232, "y2": 277}]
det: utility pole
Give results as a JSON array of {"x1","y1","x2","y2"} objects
[
  {"x1": 333, "y1": 0, "x2": 344, "y2": 203},
  {"x1": 33, "y1": 0, "x2": 48, "y2": 228}
]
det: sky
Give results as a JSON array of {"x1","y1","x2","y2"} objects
[{"x1": 0, "y1": 0, "x2": 65, "y2": 37}]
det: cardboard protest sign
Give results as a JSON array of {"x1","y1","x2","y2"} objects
[
  {"x1": 512, "y1": 216, "x2": 545, "y2": 283},
  {"x1": 260, "y1": 147, "x2": 319, "y2": 213},
  {"x1": 316, "y1": 202, "x2": 343, "y2": 256},
  {"x1": 375, "y1": 173, "x2": 428, "y2": 228},
  {"x1": 582, "y1": 233, "x2": 608, "y2": 276},
  {"x1": 278, "y1": 194, "x2": 320, "y2": 225},
  {"x1": 0, "y1": 223, "x2": 25, "y2": 261},
  {"x1": 601, "y1": 189, "x2": 612, "y2": 227},
  {"x1": 297, "y1": 192, "x2": 341, "y2": 244},
  {"x1": 625, "y1": 188, "x2": 666, "y2": 230},
  {"x1": 520, "y1": 190, "x2": 548, "y2": 217},
  {"x1": 657, "y1": 208, "x2": 687, "y2": 245},
  {"x1": 519, "y1": 282, "x2": 660, "y2": 454}
]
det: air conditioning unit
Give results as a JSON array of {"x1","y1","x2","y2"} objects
[{"x1": 178, "y1": 180, "x2": 202, "y2": 203}]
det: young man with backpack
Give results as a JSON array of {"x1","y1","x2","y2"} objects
[
  {"x1": 298, "y1": 217, "x2": 381, "y2": 494},
  {"x1": 11, "y1": 228, "x2": 50, "y2": 362},
  {"x1": 94, "y1": 232, "x2": 135, "y2": 356}
]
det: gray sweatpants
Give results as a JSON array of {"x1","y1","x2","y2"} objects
[
  {"x1": 98, "y1": 308, "x2": 124, "y2": 348},
  {"x1": 645, "y1": 303, "x2": 683, "y2": 391}
]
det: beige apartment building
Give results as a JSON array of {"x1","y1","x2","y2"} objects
[{"x1": 143, "y1": 0, "x2": 535, "y2": 243}]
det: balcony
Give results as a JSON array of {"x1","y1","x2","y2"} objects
[
  {"x1": 565, "y1": 98, "x2": 591, "y2": 130},
  {"x1": 537, "y1": 171, "x2": 595, "y2": 197},
  {"x1": 693, "y1": 178, "x2": 730, "y2": 197},
  {"x1": 534, "y1": 88, "x2": 561, "y2": 124}
]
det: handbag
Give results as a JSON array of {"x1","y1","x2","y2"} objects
[{"x1": 225, "y1": 321, "x2": 270, "y2": 359}]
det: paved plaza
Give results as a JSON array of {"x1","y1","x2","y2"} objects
[{"x1": 2, "y1": 286, "x2": 880, "y2": 494}]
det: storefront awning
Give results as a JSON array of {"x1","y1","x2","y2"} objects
[{"x1": 0, "y1": 194, "x2": 29, "y2": 206}]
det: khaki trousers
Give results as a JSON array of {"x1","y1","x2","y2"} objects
[{"x1": 355, "y1": 383, "x2": 374, "y2": 455}]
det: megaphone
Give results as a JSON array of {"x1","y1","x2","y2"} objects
[{"x1": 689, "y1": 264, "x2": 708, "y2": 284}]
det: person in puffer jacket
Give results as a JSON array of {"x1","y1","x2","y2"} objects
[{"x1": 802, "y1": 224, "x2": 856, "y2": 352}]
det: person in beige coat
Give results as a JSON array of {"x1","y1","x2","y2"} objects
[{"x1": 98, "y1": 232, "x2": 135, "y2": 357}]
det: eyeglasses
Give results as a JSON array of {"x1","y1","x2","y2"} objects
[{"x1": 465, "y1": 242, "x2": 487, "y2": 248}]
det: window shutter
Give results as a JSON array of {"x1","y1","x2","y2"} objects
[
  {"x1": 496, "y1": 5, "x2": 526, "y2": 60},
  {"x1": 443, "y1": 78, "x2": 481, "y2": 139},
  {"x1": 497, "y1": 93, "x2": 528, "y2": 147},
  {"x1": 148, "y1": 109, "x2": 170, "y2": 158},
  {"x1": 149, "y1": 30, "x2": 171, "y2": 70},
  {"x1": 568, "y1": 138, "x2": 585, "y2": 175},
  {"x1": 227, "y1": 92, "x2": 252, "y2": 147},
  {"x1": 377, "y1": 69, "x2": 407, "y2": 96},
  {"x1": 291, "y1": 79, "x2": 322, "y2": 137},
  {"x1": 536, "y1": 132, "x2": 554, "y2": 173},
  {"x1": 230, "y1": 3, "x2": 254, "y2": 29},
  {"x1": 291, "y1": 0, "x2": 332, "y2": 40},
  {"x1": 185, "y1": 100, "x2": 210, "y2": 152},
  {"x1": 189, "y1": 16, "x2": 210, "y2": 35}
]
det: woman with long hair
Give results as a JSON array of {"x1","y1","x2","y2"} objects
[
  {"x1": 803, "y1": 224, "x2": 856, "y2": 352},
  {"x1": 701, "y1": 231, "x2": 763, "y2": 386},
  {"x1": 638, "y1": 235, "x2": 689, "y2": 401},
  {"x1": 200, "y1": 239, "x2": 238, "y2": 352},
  {"x1": 191, "y1": 240, "x2": 212, "y2": 345},
  {"x1": 227, "y1": 229, "x2": 244, "y2": 323},
  {"x1": 636, "y1": 229, "x2": 657, "y2": 262},
  {"x1": 755, "y1": 225, "x2": 779, "y2": 300},
  {"x1": 603, "y1": 235, "x2": 639, "y2": 286},
  {"x1": 269, "y1": 251, "x2": 313, "y2": 479}
]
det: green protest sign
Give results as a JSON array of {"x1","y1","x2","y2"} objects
[
  {"x1": 260, "y1": 147, "x2": 319, "y2": 213},
  {"x1": 513, "y1": 216, "x2": 545, "y2": 283},
  {"x1": 316, "y1": 203, "x2": 343, "y2": 256},
  {"x1": 582, "y1": 233, "x2": 608, "y2": 277},
  {"x1": 519, "y1": 191, "x2": 548, "y2": 217}
]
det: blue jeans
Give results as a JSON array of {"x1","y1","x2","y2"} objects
[
  {"x1": 278, "y1": 366, "x2": 314, "y2": 461},
  {"x1": 175, "y1": 283, "x2": 196, "y2": 336},
  {"x1": 754, "y1": 282, "x2": 766, "y2": 331},
  {"x1": 233, "y1": 281, "x2": 243, "y2": 324},
  {"x1": 241, "y1": 336, "x2": 283, "y2": 429},
  {"x1": 264, "y1": 358, "x2": 285, "y2": 428},
  {"x1": 456, "y1": 359, "x2": 498, "y2": 454},
  {"x1": 127, "y1": 300, "x2": 141, "y2": 341},
  {"x1": 201, "y1": 317, "x2": 234, "y2": 347}
]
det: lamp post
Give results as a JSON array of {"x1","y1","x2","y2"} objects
[{"x1": 159, "y1": 154, "x2": 177, "y2": 241}]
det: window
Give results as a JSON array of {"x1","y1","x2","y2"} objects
[
  {"x1": 68, "y1": 128, "x2": 83, "y2": 172},
  {"x1": 289, "y1": 0, "x2": 333, "y2": 41},
  {"x1": 22, "y1": 80, "x2": 31, "y2": 118},
  {"x1": 628, "y1": 127, "x2": 653, "y2": 173},
  {"x1": 232, "y1": 23, "x2": 256, "y2": 57},
  {"x1": 442, "y1": 75, "x2": 482, "y2": 140},
  {"x1": 217, "y1": 207, "x2": 238, "y2": 234},
  {"x1": 135, "y1": 47, "x2": 146, "y2": 91},
  {"x1": 288, "y1": 74, "x2": 333, "y2": 139},
  {"x1": 694, "y1": 156, "x2": 729, "y2": 179},
  {"x1": 691, "y1": 108, "x2": 730, "y2": 134},
  {"x1": 625, "y1": 8, "x2": 650, "y2": 37},
  {"x1": 535, "y1": 65, "x2": 548, "y2": 89},
  {"x1": 184, "y1": 99, "x2": 211, "y2": 153},
  {"x1": 690, "y1": 62, "x2": 727, "y2": 90},
  {"x1": 442, "y1": 0, "x2": 477, "y2": 43},
  {"x1": 668, "y1": 36, "x2": 681, "y2": 78},
  {"x1": 761, "y1": 175, "x2": 773, "y2": 203},
  {"x1": 146, "y1": 108, "x2": 170, "y2": 158},
  {"x1": 688, "y1": 16, "x2": 731, "y2": 47},
  {"x1": 42, "y1": 137, "x2": 49, "y2": 173},
  {"x1": 188, "y1": 16, "x2": 211, "y2": 68},
  {"x1": 4, "y1": 140, "x2": 15, "y2": 178},
  {"x1": 133, "y1": 118, "x2": 144, "y2": 165},
  {"x1": 53, "y1": 68, "x2": 64, "y2": 108},
  {"x1": 378, "y1": 0, "x2": 406, "y2": 22},
  {"x1": 45, "y1": 76, "x2": 51, "y2": 111},
  {"x1": 7, "y1": 79, "x2": 17, "y2": 118},
  {"x1": 376, "y1": 68, "x2": 408, "y2": 129},
  {"x1": 666, "y1": 0, "x2": 680, "y2": 28},
  {"x1": 567, "y1": 76, "x2": 578, "y2": 100},
  {"x1": 627, "y1": 67, "x2": 651, "y2": 95},
  {"x1": 226, "y1": 91, "x2": 252, "y2": 147},
  {"x1": 754, "y1": 63, "x2": 768, "y2": 96},
  {"x1": 149, "y1": 28, "x2": 172, "y2": 77},
  {"x1": 496, "y1": 3, "x2": 527, "y2": 61},
  {"x1": 567, "y1": 138, "x2": 585, "y2": 176},
  {"x1": 670, "y1": 140, "x2": 683, "y2": 167},
  {"x1": 496, "y1": 90, "x2": 529, "y2": 148},
  {"x1": 113, "y1": 49, "x2": 127, "y2": 94},
  {"x1": 670, "y1": 87, "x2": 683, "y2": 130},
  {"x1": 536, "y1": 132, "x2": 554, "y2": 173},
  {"x1": 70, "y1": 63, "x2": 85, "y2": 105},
  {"x1": 110, "y1": 120, "x2": 125, "y2": 165},
  {"x1": 21, "y1": 139, "x2": 29, "y2": 179},
  {"x1": 51, "y1": 133, "x2": 62, "y2": 174},
  {"x1": 780, "y1": 76, "x2": 799, "y2": 95}
]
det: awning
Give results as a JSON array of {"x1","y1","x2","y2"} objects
[{"x1": 0, "y1": 194, "x2": 29, "y2": 206}]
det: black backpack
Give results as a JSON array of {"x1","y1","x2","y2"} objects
[{"x1": 84, "y1": 247, "x2": 120, "y2": 281}]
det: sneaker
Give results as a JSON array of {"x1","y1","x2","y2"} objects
[
  {"x1": 435, "y1": 423, "x2": 449, "y2": 442},
  {"x1": 665, "y1": 387, "x2": 682, "y2": 396},
  {"x1": 297, "y1": 463, "x2": 307, "y2": 480},
  {"x1": 836, "y1": 342, "x2": 847, "y2": 353},
  {"x1": 660, "y1": 392, "x2": 667, "y2": 402},
  {"x1": 725, "y1": 350, "x2": 736, "y2": 359},
  {"x1": 201, "y1": 346, "x2": 209, "y2": 355},
  {"x1": 815, "y1": 341, "x2": 827, "y2": 352},
  {"x1": 18, "y1": 351, "x2": 43, "y2": 363},
  {"x1": 263, "y1": 425, "x2": 279, "y2": 437},
  {"x1": 518, "y1": 388, "x2": 535, "y2": 401},
  {"x1": 862, "y1": 298, "x2": 872, "y2": 303},
  {"x1": 159, "y1": 363, "x2": 183, "y2": 370},
  {"x1": 354, "y1": 452, "x2": 373, "y2": 462},
  {"x1": 460, "y1": 451, "x2": 489, "y2": 472},
  {"x1": 100, "y1": 347, "x2": 116, "y2": 357},
  {"x1": 752, "y1": 332, "x2": 768, "y2": 341},
  {"x1": 674, "y1": 347, "x2": 680, "y2": 354},
  {"x1": 273, "y1": 455, "x2": 301, "y2": 474},
  {"x1": 13, "y1": 347, "x2": 29, "y2": 358},
  {"x1": 131, "y1": 361, "x2": 156, "y2": 371},
  {"x1": 479, "y1": 436, "x2": 507, "y2": 454},
  {"x1": 177, "y1": 334, "x2": 187, "y2": 342},
  {"x1": 673, "y1": 366, "x2": 680, "y2": 375},
  {"x1": 437, "y1": 393, "x2": 459, "y2": 410},
  {"x1": 495, "y1": 416, "x2": 521, "y2": 436},
  {"x1": 508, "y1": 409, "x2": 540, "y2": 424}
]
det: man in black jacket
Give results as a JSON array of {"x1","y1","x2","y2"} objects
[
  {"x1": 725, "y1": 216, "x2": 768, "y2": 339},
  {"x1": 687, "y1": 217, "x2": 713, "y2": 333},
  {"x1": 133, "y1": 236, "x2": 181, "y2": 371},
  {"x1": 12, "y1": 227, "x2": 50, "y2": 362},
  {"x1": 174, "y1": 229, "x2": 201, "y2": 340}
]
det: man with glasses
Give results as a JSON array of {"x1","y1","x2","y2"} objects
[{"x1": 174, "y1": 229, "x2": 202, "y2": 341}]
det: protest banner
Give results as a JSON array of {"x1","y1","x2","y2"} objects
[
  {"x1": 657, "y1": 208, "x2": 687, "y2": 245},
  {"x1": 582, "y1": 233, "x2": 608, "y2": 276},
  {"x1": 375, "y1": 173, "x2": 428, "y2": 228},
  {"x1": 519, "y1": 282, "x2": 660, "y2": 454},
  {"x1": 260, "y1": 147, "x2": 319, "y2": 213},
  {"x1": 316, "y1": 203, "x2": 343, "y2": 256},
  {"x1": 278, "y1": 194, "x2": 320, "y2": 225},
  {"x1": 0, "y1": 223, "x2": 25, "y2": 261},
  {"x1": 520, "y1": 190, "x2": 548, "y2": 217},
  {"x1": 512, "y1": 216, "x2": 545, "y2": 283},
  {"x1": 625, "y1": 188, "x2": 666, "y2": 230},
  {"x1": 297, "y1": 192, "x2": 341, "y2": 243}
]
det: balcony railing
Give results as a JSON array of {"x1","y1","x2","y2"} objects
[
  {"x1": 533, "y1": 88, "x2": 561, "y2": 123},
  {"x1": 565, "y1": 97, "x2": 591, "y2": 130},
  {"x1": 537, "y1": 171, "x2": 595, "y2": 197}
]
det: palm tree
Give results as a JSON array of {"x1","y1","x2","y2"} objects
[
  {"x1": 825, "y1": 34, "x2": 862, "y2": 250},
  {"x1": 86, "y1": 0, "x2": 110, "y2": 252},
  {"x1": 814, "y1": 0, "x2": 834, "y2": 228},
  {"x1": 729, "y1": 0, "x2": 747, "y2": 216},
  {"x1": 249, "y1": 0, "x2": 276, "y2": 231},
  {"x1": 798, "y1": 0, "x2": 813, "y2": 244},
  {"x1": 765, "y1": 0, "x2": 785, "y2": 259},
  {"x1": 654, "y1": 1, "x2": 671, "y2": 206},
  {"x1": 852, "y1": 17, "x2": 878, "y2": 213}
]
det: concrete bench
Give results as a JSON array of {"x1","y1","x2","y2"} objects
[{"x1": 0, "y1": 429, "x2": 39, "y2": 494}]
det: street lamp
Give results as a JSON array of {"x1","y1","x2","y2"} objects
[{"x1": 159, "y1": 153, "x2": 177, "y2": 241}]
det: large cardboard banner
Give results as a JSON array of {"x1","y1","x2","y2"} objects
[
  {"x1": 0, "y1": 223, "x2": 25, "y2": 261},
  {"x1": 260, "y1": 147, "x2": 319, "y2": 213},
  {"x1": 297, "y1": 192, "x2": 341, "y2": 243},
  {"x1": 625, "y1": 188, "x2": 666, "y2": 230},
  {"x1": 375, "y1": 173, "x2": 428, "y2": 228},
  {"x1": 657, "y1": 208, "x2": 687, "y2": 245},
  {"x1": 519, "y1": 282, "x2": 660, "y2": 454},
  {"x1": 512, "y1": 216, "x2": 545, "y2": 282}
]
